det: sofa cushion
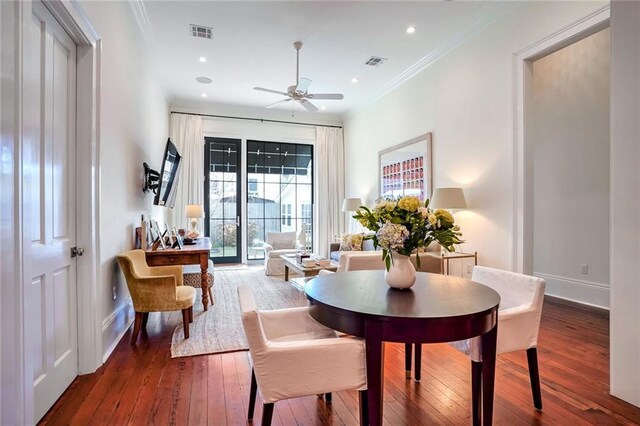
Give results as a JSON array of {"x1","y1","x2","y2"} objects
[{"x1": 330, "y1": 251, "x2": 341, "y2": 262}]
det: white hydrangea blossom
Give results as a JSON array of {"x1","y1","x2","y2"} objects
[{"x1": 376, "y1": 222, "x2": 409, "y2": 251}]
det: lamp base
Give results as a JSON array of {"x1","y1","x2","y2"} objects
[{"x1": 187, "y1": 219, "x2": 200, "y2": 239}]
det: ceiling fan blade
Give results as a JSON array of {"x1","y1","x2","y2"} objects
[
  {"x1": 265, "y1": 99, "x2": 291, "y2": 109},
  {"x1": 299, "y1": 99, "x2": 318, "y2": 112},
  {"x1": 254, "y1": 87, "x2": 290, "y2": 97},
  {"x1": 295, "y1": 77, "x2": 312, "y2": 93},
  {"x1": 308, "y1": 93, "x2": 344, "y2": 100}
]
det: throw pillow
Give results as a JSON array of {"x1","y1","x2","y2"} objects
[
  {"x1": 340, "y1": 233, "x2": 363, "y2": 251},
  {"x1": 273, "y1": 241, "x2": 294, "y2": 250}
]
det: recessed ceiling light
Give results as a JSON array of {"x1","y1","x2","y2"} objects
[
  {"x1": 198, "y1": 56, "x2": 207, "y2": 63},
  {"x1": 351, "y1": 77, "x2": 359, "y2": 83},
  {"x1": 196, "y1": 76, "x2": 213, "y2": 84},
  {"x1": 201, "y1": 93, "x2": 207, "y2": 98},
  {"x1": 406, "y1": 26, "x2": 416, "y2": 34},
  {"x1": 320, "y1": 106, "x2": 326, "y2": 110}
]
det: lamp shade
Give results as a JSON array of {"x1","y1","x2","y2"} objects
[
  {"x1": 185, "y1": 204, "x2": 205, "y2": 218},
  {"x1": 342, "y1": 198, "x2": 363, "y2": 212},
  {"x1": 430, "y1": 188, "x2": 468, "y2": 210}
]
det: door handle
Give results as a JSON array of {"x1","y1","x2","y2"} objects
[{"x1": 236, "y1": 216, "x2": 240, "y2": 227}]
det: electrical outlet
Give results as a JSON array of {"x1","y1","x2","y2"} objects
[
  {"x1": 466, "y1": 263, "x2": 474, "y2": 274},
  {"x1": 581, "y1": 264, "x2": 589, "y2": 275},
  {"x1": 112, "y1": 286, "x2": 117, "y2": 300}
]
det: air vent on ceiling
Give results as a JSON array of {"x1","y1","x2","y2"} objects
[
  {"x1": 365, "y1": 56, "x2": 387, "y2": 67},
  {"x1": 190, "y1": 24, "x2": 213, "y2": 39}
]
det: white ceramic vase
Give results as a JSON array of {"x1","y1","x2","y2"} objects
[{"x1": 385, "y1": 253, "x2": 416, "y2": 289}]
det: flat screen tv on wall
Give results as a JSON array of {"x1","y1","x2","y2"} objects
[{"x1": 154, "y1": 138, "x2": 182, "y2": 208}]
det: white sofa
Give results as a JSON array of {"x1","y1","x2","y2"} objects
[
  {"x1": 334, "y1": 243, "x2": 443, "y2": 274},
  {"x1": 263, "y1": 231, "x2": 304, "y2": 276}
]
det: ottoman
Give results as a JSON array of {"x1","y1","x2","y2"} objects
[{"x1": 183, "y1": 260, "x2": 214, "y2": 305}]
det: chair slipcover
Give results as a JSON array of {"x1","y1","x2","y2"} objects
[
  {"x1": 452, "y1": 266, "x2": 546, "y2": 361},
  {"x1": 263, "y1": 232, "x2": 305, "y2": 275},
  {"x1": 237, "y1": 283, "x2": 366, "y2": 403}
]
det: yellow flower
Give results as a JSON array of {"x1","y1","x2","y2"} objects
[
  {"x1": 398, "y1": 196, "x2": 421, "y2": 212},
  {"x1": 428, "y1": 214, "x2": 437, "y2": 226},
  {"x1": 434, "y1": 209, "x2": 455, "y2": 228}
]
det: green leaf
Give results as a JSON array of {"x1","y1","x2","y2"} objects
[{"x1": 416, "y1": 252, "x2": 421, "y2": 268}]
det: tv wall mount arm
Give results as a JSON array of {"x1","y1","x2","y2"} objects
[{"x1": 142, "y1": 162, "x2": 160, "y2": 194}]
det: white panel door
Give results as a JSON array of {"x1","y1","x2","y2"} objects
[{"x1": 29, "y1": 2, "x2": 78, "y2": 422}]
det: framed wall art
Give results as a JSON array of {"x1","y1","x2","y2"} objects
[{"x1": 378, "y1": 133, "x2": 433, "y2": 201}]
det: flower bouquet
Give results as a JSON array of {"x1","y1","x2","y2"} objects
[{"x1": 353, "y1": 196, "x2": 463, "y2": 288}]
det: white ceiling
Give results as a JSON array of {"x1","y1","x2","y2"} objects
[{"x1": 140, "y1": 1, "x2": 505, "y2": 116}]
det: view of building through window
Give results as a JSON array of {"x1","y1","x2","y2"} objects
[{"x1": 247, "y1": 140, "x2": 313, "y2": 260}]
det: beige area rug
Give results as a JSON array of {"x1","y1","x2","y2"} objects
[{"x1": 171, "y1": 268, "x2": 306, "y2": 358}]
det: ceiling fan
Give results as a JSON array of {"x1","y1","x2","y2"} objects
[{"x1": 253, "y1": 41, "x2": 344, "y2": 112}]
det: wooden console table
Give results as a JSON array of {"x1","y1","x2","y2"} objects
[{"x1": 144, "y1": 237, "x2": 212, "y2": 311}]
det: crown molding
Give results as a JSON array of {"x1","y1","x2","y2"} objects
[
  {"x1": 128, "y1": 0, "x2": 168, "y2": 99},
  {"x1": 356, "y1": 2, "x2": 519, "y2": 115}
]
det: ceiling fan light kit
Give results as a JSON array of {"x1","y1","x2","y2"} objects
[{"x1": 253, "y1": 41, "x2": 344, "y2": 112}]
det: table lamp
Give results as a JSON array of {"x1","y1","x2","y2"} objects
[
  {"x1": 342, "y1": 198, "x2": 363, "y2": 212},
  {"x1": 343, "y1": 198, "x2": 363, "y2": 233},
  {"x1": 185, "y1": 204, "x2": 205, "y2": 238},
  {"x1": 430, "y1": 188, "x2": 468, "y2": 210},
  {"x1": 430, "y1": 188, "x2": 467, "y2": 253}
]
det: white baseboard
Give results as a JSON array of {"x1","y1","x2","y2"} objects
[
  {"x1": 534, "y1": 272, "x2": 609, "y2": 310},
  {"x1": 101, "y1": 298, "x2": 134, "y2": 363}
]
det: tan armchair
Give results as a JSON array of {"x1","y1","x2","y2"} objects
[{"x1": 116, "y1": 249, "x2": 196, "y2": 344}]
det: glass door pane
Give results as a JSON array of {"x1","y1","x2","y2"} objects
[
  {"x1": 205, "y1": 138, "x2": 242, "y2": 263},
  {"x1": 246, "y1": 140, "x2": 314, "y2": 260}
]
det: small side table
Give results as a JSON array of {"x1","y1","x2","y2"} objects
[{"x1": 441, "y1": 251, "x2": 478, "y2": 276}]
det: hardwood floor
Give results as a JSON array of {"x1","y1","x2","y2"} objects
[{"x1": 40, "y1": 298, "x2": 640, "y2": 425}]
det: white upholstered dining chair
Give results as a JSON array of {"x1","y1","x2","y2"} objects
[
  {"x1": 315, "y1": 265, "x2": 546, "y2": 418},
  {"x1": 448, "y1": 266, "x2": 546, "y2": 417},
  {"x1": 237, "y1": 283, "x2": 368, "y2": 426}
]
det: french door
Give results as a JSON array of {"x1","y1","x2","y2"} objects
[{"x1": 204, "y1": 138, "x2": 242, "y2": 263}]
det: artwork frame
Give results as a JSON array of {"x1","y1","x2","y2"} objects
[{"x1": 378, "y1": 132, "x2": 433, "y2": 201}]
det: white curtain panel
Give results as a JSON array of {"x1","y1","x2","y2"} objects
[
  {"x1": 169, "y1": 113, "x2": 204, "y2": 230},
  {"x1": 315, "y1": 126, "x2": 345, "y2": 258}
]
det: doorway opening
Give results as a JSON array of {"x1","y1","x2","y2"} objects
[{"x1": 514, "y1": 11, "x2": 610, "y2": 309}]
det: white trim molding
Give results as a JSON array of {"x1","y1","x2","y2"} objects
[
  {"x1": 46, "y1": 0, "x2": 104, "y2": 377},
  {"x1": 101, "y1": 297, "x2": 134, "y2": 363},
  {"x1": 512, "y1": 5, "x2": 610, "y2": 273},
  {"x1": 1, "y1": 0, "x2": 102, "y2": 423},
  {"x1": 368, "y1": 3, "x2": 518, "y2": 107},
  {"x1": 534, "y1": 272, "x2": 609, "y2": 310}
]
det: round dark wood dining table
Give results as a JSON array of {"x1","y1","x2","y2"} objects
[{"x1": 305, "y1": 270, "x2": 501, "y2": 426}]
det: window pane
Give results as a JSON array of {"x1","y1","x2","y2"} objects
[
  {"x1": 246, "y1": 140, "x2": 313, "y2": 260},
  {"x1": 264, "y1": 219, "x2": 281, "y2": 241},
  {"x1": 296, "y1": 185, "x2": 312, "y2": 217}
]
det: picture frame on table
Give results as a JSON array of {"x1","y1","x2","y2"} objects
[
  {"x1": 172, "y1": 226, "x2": 184, "y2": 249},
  {"x1": 378, "y1": 132, "x2": 433, "y2": 201},
  {"x1": 164, "y1": 223, "x2": 174, "y2": 247},
  {"x1": 149, "y1": 220, "x2": 166, "y2": 249}
]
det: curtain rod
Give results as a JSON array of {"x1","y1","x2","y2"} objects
[{"x1": 170, "y1": 111, "x2": 343, "y2": 129}]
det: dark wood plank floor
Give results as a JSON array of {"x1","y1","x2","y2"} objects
[{"x1": 40, "y1": 297, "x2": 640, "y2": 425}]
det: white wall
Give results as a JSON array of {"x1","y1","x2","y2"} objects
[
  {"x1": 344, "y1": 1, "x2": 607, "y2": 274},
  {"x1": 78, "y1": 0, "x2": 170, "y2": 361},
  {"x1": 610, "y1": 0, "x2": 640, "y2": 407},
  {"x1": 531, "y1": 29, "x2": 610, "y2": 308}
]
